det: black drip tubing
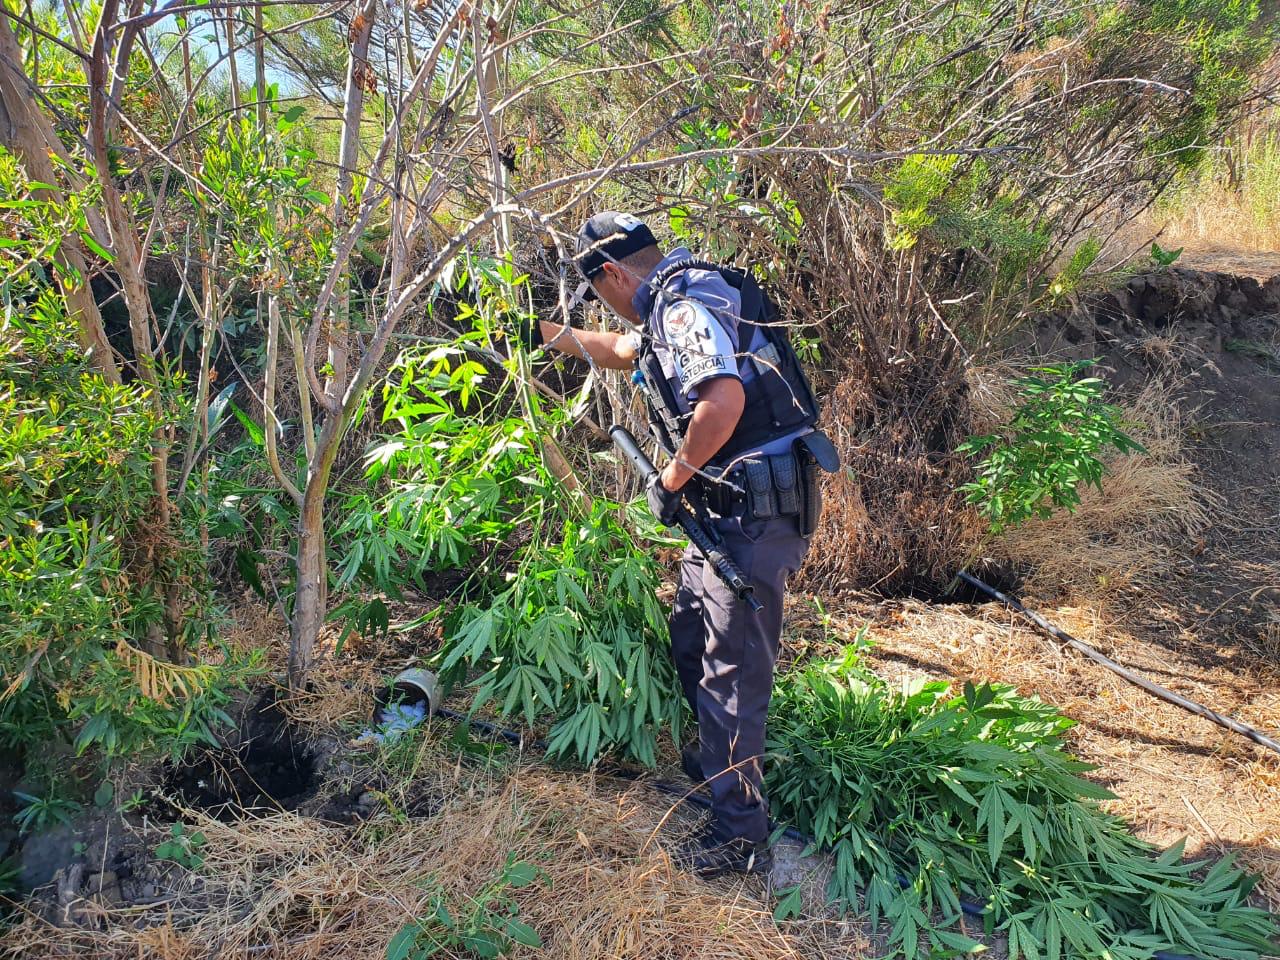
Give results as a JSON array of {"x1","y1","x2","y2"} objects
[
  {"x1": 957, "y1": 571, "x2": 1280, "y2": 756},
  {"x1": 428, "y1": 703, "x2": 1199, "y2": 960}
]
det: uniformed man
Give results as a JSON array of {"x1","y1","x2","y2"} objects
[{"x1": 518, "y1": 211, "x2": 836, "y2": 877}]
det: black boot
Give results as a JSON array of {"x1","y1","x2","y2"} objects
[
  {"x1": 680, "y1": 741, "x2": 704, "y2": 785},
  {"x1": 681, "y1": 831, "x2": 773, "y2": 879}
]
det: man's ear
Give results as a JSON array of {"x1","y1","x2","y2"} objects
[{"x1": 598, "y1": 261, "x2": 622, "y2": 285}]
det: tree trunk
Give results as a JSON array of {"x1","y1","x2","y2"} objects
[
  {"x1": 287, "y1": 0, "x2": 377, "y2": 689},
  {"x1": 88, "y1": 0, "x2": 183, "y2": 660},
  {"x1": 0, "y1": 12, "x2": 119, "y2": 383},
  {"x1": 287, "y1": 413, "x2": 345, "y2": 688}
]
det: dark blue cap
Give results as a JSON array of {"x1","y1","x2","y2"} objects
[{"x1": 573, "y1": 211, "x2": 658, "y2": 299}]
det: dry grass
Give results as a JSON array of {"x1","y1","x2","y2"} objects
[
  {"x1": 1151, "y1": 185, "x2": 1280, "y2": 256},
  {"x1": 0, "y1": 738, "x2": 868, "y2": 960},
  {"x1": 1131, "y1": 119, "x2": 1280, "y2": 257}
]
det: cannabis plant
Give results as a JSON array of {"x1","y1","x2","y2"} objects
[{"x1": 958, "y1": 360, "x2": 1145, "y2": 532}]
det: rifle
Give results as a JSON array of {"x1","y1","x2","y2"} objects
[{"x1": 609, "y1": 425, "x2": 763, "y2": 614}]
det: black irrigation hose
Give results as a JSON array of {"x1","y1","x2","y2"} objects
[
  {"x1": 432, "y1": 703, "x2": 1202, "y2": 960},
  {"x1": 957, "y1": 571, "x2": 1280, "y2": 756}
]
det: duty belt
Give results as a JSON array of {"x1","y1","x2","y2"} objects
[{"x1": 702, "y1": 450, "x2": 803, "y2": 520}]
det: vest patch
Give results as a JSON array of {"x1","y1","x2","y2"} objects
[{"x1": 662, "y1": 299, "x2": 736, "y2": 394}]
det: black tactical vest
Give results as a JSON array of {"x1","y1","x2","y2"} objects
[{"x1": 634, "y1": 258, "x2": 819, "y2": 467}]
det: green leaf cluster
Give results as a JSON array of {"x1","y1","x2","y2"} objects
[
  {"x1": 352, "y1": 268, "x2": 683, "y2": 768},
  {"x1": 386, "y1": 854, "x2": 546, "y2": 960},
  {"x1": 958, "y1": 360, "x2": 1145, "y2": 532},
  {"x1": 767, "y1": 640, "x2": 1279, "y2": 959},
  {"x1": 153, "y1": 822, "x2": 208, "y2": 870},
  {"x1": 440, "y1": 502, "x2": 682, "y2": 768}
]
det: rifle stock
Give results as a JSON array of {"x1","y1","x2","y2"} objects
[{"x1": 609, "y1": 425, "x2": 763, "y2": 613}]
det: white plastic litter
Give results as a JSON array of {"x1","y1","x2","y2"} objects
[{"x1": 355, "y1": 699, "x2": 428, "y2": 745}]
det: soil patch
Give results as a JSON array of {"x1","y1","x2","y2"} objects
[{"x1": 159, "y1": 690, "x2": 318, "y2": 818}]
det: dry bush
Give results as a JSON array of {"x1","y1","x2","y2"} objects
[
  {"x1": 984, "y1": 379, "x2": 1215, "y2": 600},
  {"x1": 0, "y1": 760, "x2": 864, "y2": 960},
  {"x1": 802, "y1": 373, "x2": 984, "y2": 596},
  {"x1": 740, "y1": 197, "x2": 987, "y2": 596}
]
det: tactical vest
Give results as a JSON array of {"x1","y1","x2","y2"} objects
[{"x1": 634, "y1": 258, "x2": 819, "y2": 467}]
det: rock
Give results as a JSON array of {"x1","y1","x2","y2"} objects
[
  {"x1": 769, "y1": 835, "x2": 828, "y2": 890},
  {"x1": 53, "y1": 863, "x2": 84, "y2": 903},
  {"x1": 19, "y1": 822, "x2": 79, "y2": 890}
]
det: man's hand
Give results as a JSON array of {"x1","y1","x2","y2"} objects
[
  {"x1": 511, "y1": 315, "x2": 543, "y2": 351},
  {"x1": 646, "y1": 473, "x2": 682, "y2": 526},
  {"x1": 512, "y1": 318, "x2": 636, "y2": 370}
]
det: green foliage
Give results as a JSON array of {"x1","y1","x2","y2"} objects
[
  {"x1": 767, "y1": 639, "x2": 1279, "y2": 960},
  {"x1": 883, "y1": 154, "x2": 961, "y2": 251},
  {"x1": 957, "y1": 360, "x2": 1145, "y2": 532},
  {"x1": 356, "y1": 266, "x2": 683, "y2": 768},
  {"x1": 153, "y1": 822, "x2": 207, "y2": 870},
  {"x1": 0, "y1": 149, "x2": 241, "y2": 767},
  {"x1": 1047, "y1": 237, "x2": 1102, "y2": 300},
  {"x1": 386, "y1": 854, "x2": 547, "y2": 960},
  {"x1": 188, "y1": 110, "x2": 332, "y2": 291},
  {"x1": 334, "y1": 342, "x2": 518, "y2": 594},
  {"x1": 0, "y1": 294, "x2": 239, "y2": 762},
  {"x1": 1151, "y1": 241, "x2": 1184, "y2": 267},
  {"x1": 440, "y1": 502, "x2": 681, "y2": 768},
  {"x1": 1136, "y1": 0, "x2": 1271, "y2": 170},
  {"x1": 12, "y1": 787, "x2": 80, "y2": 835}
]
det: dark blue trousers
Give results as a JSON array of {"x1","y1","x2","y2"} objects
[{"x1": 667, "y1": 509, "x2": 809, "y2": 844}]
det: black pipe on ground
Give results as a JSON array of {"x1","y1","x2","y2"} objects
[{"x1": 957, "y1": 570, "x2": 1280, "y2": 756}]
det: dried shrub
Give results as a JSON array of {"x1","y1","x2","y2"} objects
[{"x1": 792, "y1": 216, "x2": 985, "y2": 596}]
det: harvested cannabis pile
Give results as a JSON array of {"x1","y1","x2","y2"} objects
[{"x1": 766, "y1": 638, "x2": 1279, "y2": 960}]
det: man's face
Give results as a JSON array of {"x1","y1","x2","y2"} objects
[{"x1": 589, "y1": 262, "x2": 640, "y2": 323}]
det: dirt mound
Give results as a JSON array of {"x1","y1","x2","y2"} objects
[{"x1": 1031, "y1": 266, "x2": 1279, "y2": 389}]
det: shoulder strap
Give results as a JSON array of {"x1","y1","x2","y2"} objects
[{"x1": 647, "y1": 258, "x2": 768, "y2": 326}]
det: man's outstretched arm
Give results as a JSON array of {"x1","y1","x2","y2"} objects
[{"x1": 536, "y1": 320, "x2": 635, "y2": 370}]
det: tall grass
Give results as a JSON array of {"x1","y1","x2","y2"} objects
[{"x1": 1152, "y1": 121, "x2": 1280, "y2": 254}]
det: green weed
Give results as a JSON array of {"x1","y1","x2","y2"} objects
[
  {"x1": 767, "y1": 639, "x2": 1279, "y2": 959},
  {"x1": 386, "y1": 853, "x2": 547, "y2": 960},
  {"x1": 153, "y1": 823, "x2": 208, "y2": 870},
  {"x1": 958, "y1": 360, "x2": 1145, "y2": 532},
  {"x1": 12, "y1": 788, "x2": 80, "y2": 835}
]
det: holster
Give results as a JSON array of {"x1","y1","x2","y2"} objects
[
  {"x1": 796, "y1": 446, "x2": 821, "y2": 537},
  {"x1": 794, "y1": 430, "x2": 839, "y2": 537}
]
